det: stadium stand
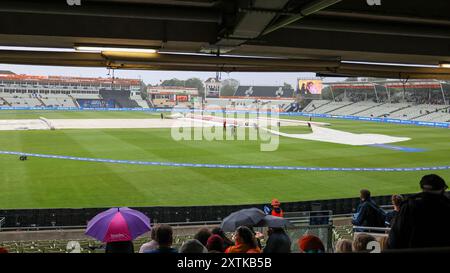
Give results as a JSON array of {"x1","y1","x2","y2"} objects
[
  {"x1": 39, "y1": 94, "x2": 77, "y2": 107},
  {"x1": 327, "y1": 101, "x2": 381, "y2": 116},
  {"x1": 303, "y1": 79, "x2": 450, "y2": 122},
  {"x1": 234, "y1": 85, "x2": 294, "y2": 99},
  {"x1": 99, "y1": 89, "x2": 140, "y2": 108},
  {"x1": 414, "y1": 107, "x2": 450, "y2": 122},
  {"x1": 131, "y1": 95, "x2": 150, "y2": 108},
  {"x1": 301, "y1": 100, "x2": 330, "y2": 112},
  {"x1": 70, "y1": 93, "x2": 101, "y2": 100},
  {"x1": 303, "y1": 99, "x2": 450, "y2": 122},
  {"x1": 0, "y1": 71, "x2": 146, "y2": 109},
  {"x1": 0, "y1": 235, "x2": 195, "y2": 253},
  {"x1": 0, "y1": 93, "x2": 42, "y2": 107},
  {"x1": 0, "y1": 185, "x2": 448, "y2": 254},
  {"x1": 205, "y1": 98, "x2": 292, "y2": 112},
  {"x1": 352, "y1": 103, "x2": 409, "y2": 117},
  {"x1": 300, "y1": 80, "x2": 449, "y2": 122},
  {"x1": 308, "y1": 101, "x2": 354, "y2": 114},
  {"x1": 388, "y1": 104, "x2": 441, "y2": 119}
]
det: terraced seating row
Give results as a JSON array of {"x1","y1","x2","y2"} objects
[
  {"x1": 303, "y1": 100, "x2": 450, "y2": 122},
  {"x1": 0, "y1": 234, "x2": 195, "y2": 253},
  {"x1": 332, "y1": 225, "x2": 354, "y2": 242}
]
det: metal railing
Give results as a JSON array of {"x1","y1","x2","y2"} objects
[
  {"x1": 0, "y1": 217, "x2": 5, "y2": 231},
  {"x1": 353, "y1": 226, "x2": 391, "y2": 234},
  {"x1": 0, "y1": 211, "x2": 339, "y2": 232}
]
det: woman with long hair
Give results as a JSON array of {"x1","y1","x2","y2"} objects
[{"x1": 225, "y1": 226, "x2": 261, "y2": 253}]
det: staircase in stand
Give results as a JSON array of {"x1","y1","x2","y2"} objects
[
  {"x1": 305, "y1": 100, "x2": 332, "y2": 112},
  {"x1": 324, "y1": 101, "x2": 356, "y2": 114},
  {"x1": 351, "y1": 103, "x2": 385, "y2": 116},
  {"x1": 36, "y1": 97, "x2": 46, "y2": 107},
  {"x1": 69, "y1": 95, "x2": 80, "y2": 108},
  {"x1": 378, "y1": 104, "x2": 410, "y2": 117},
  {"x1": 0, "y1": 97, "x2": 11, "y2": 106}
]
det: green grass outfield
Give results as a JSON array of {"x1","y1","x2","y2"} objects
[{"x1": 0, "y1": 110, "x2": 449, "y2": 209}]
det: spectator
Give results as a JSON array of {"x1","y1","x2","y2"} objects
[
  {"x1": 263, "y1": 199, "x2": 284, "y2": 217},
  {"x1": 352, "y1": 189, "x2": 386, "y2": 229},
  {"x1": 211, "y1": 227, "x2": 234, "y2": 249},
  {"x1": 384, "y1": 194, "x2": 404, "y2": 227},
  {"x1": 225, "y1": 226, "x2": 261, "y2": 253},
  {"x1": 352, "y1": 233, "x2": 376, "y2": 252},
  {"x1": 105, "y1": 241, "x2": 134, "y2": 253},
  {"x1": 388, "y1": 174, "x2": 450, "y2": 249},
  {"x1": 194, "y1": 228, "x2": 212, "y2": 247},
  {"x1": 378, "y1": 236, "x2": 389, "y2": 252},
  {"x1": 334, "y1": 239, "x2": 352, "y2": 253},
  {"x1": 144, "y1": 224, "x2": 177, "y2": 253},
  {"x1": 249, "y1": 226, "x2": 263, "y2": 249},
  {"x1": 297, "y1": 235, "x2": 325, "y2": 253},
  {"x1": 179, "y1": 239, "x2": 208, "y2": 253},
  {"x1": 206, "y1": 234, "x2": 224, "y2": 253},
  {"x1": 263, "y1": 228, "x2": 291, "y2": 253},
  {"x1": 139, "y1": 225, "x2": 158, "y2": 253}
]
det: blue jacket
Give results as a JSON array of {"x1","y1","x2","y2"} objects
[{"x1": 352, "y1": 199, "x2": 385, "y2": 228}]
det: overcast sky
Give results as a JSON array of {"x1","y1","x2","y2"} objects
[{"x1": 0, "y1": 64, "x2": 346, "y2": 87}]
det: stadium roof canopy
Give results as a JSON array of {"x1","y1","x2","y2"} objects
[{"x1": 1, "y1": 0, "x2": 450, "y2": 79}]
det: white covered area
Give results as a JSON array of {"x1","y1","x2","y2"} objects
[
  {"x1": 0, "y1": 115, "x2": 414, "y2": 147},
  {"x1": 0, "y1": 118, "x2": 191, "y2": 130},
  {"x1": 0, "y1": 119, "x2": 50, "y2": 130},
  {"x1": 181, "y1": 113, "x2": 330, "y2": 127},
  {"x1": 265, "y1": 125, "x2": 410, "y2": 146},
  {"x1": 0, "y1": 114, "x2": 325, "y2": 131}
]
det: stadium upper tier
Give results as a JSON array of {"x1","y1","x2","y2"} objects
[{"x1": 303, "y1": 100, "x2": 450, "y2": 122}]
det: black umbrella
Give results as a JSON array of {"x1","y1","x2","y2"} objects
[
  {"x1": 220, "y1": 208, "x2": 266, "y2": 232},
  {"x1": 256, "y1": 215, "x2": 294, "y2": 228}
]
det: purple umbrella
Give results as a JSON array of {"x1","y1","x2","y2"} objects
[{"x1": 85, "y1": 207, "x2": 151, "y2": 243}]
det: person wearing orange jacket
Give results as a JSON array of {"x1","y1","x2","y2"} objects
[
  {"x1": 225, "y1": 226, "x2": 261, "y2": 254},
  {"x1": 264, "y1": 199, "x2": 284, "y2": 218}
]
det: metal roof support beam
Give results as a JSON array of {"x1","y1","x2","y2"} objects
[
  {"x1": 260, "y1": 0, "x2": 341, "y2": 36},
  {"x1": 0, "y1": 1, "x2": 220, "y2": 23}
]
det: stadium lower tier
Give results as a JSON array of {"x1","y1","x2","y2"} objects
[{"x1": 303, "y1": 100, "x2": 450, "y2": 123}]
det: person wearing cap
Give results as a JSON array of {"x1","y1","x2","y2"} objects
[
  {"x1": 263, "y1": 199, "x2": 284, "y2": 218},
  {"x1": 388, "y1": 174, "x2": 450, "y2": 249},
  {"x1": 206, "y1": 234, "x2": 225, "y2": 253},
  {"x1": 297, "y1": 234, "x2": 325, "y2": 253}
]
